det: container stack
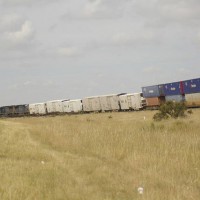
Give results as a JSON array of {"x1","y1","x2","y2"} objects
[
  {"x1": 183, "y1": 78, "x2": 200, "y2": 107},
  {"x1": 142, "y1": 77, "x2": 200, "y2": 107},
  {"x1": 142, "y1": 85, "x2": 165, "y2": 107},
  {"x1": 163, "y1": 81, "x2": 185, "y2": 103}
]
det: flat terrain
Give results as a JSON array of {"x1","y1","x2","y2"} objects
[{"x1": 0, "y1": 110, "x2": 200, "y2": 200}]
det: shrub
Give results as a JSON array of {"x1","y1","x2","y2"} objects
[
  {"x1": 153, "y1": 101, "x2": 188, "y2": 121},
  {"x1": 187, "y1": 110, "x2": 193, "y2": 115}
]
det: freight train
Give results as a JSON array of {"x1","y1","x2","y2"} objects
[
  {"x1": 0, "y1": 93, "x2": 146, "y2": 117},
  {"x1": 0, "y1": 77, "x2": 200, "y2": 117}
]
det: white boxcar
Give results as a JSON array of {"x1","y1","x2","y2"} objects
[
  {"x1": 119, "y1": 93, "x2": 144, "y2": 110},
  {"x1": 46, "y1": 100, "x2": 66, "y2": 113},
  {"x1": 35, "y1": 103, "x2": 47, "y2": 114},
  {"x1": 62, "y1": 99, "x2": 83, "y2": 113},
  {"x1": 29, "y1": 104, "x2": 36, "y2": 115},
  {"x1": 82, "y1": 96, "x2": 101, "y2": 112},
  {"x1": 29, "y1": 103, "x2": 47, "y2": 115},
  {"x1": 99, "y1": 94, "x2": 120, "y2": 111},
  {"x1": 119, "y1": 95, "x2": 129, "y2": 110}
]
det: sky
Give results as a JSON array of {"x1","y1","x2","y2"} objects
[{"x1": 0, "y1": 0, "x2": 200, "y2": 106}]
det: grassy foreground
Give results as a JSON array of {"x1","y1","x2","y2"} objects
[{"x1": 0, "y1": 110, "x2": 200, "y2": 200}]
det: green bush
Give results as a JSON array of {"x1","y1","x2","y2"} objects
[{"x1": 153, "y1": 101, "x2": 188, "y2": 121}]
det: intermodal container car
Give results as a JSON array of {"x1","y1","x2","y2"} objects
[
  {"x1": 165, "y1": 95, "x2": 185, "y2": 103},
  {"x1": 183, "y1": 78, "x2": 200, "y2": 94},
  {"x1": 163, "y1": 81, "x2": 184, "y2": 96},
  {"x1": 145, "y1": 97, "x2": 165, "y2": 107},
  {"x1": 142, "y1": 84, "x2": 164, "y2": 98},
  {"x1": 185, "y1": 93, "x2": 200, "y2": 107}
]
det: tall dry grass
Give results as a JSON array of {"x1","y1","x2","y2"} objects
[{"x1": 0, "y1": 110, "x2": 200, "y2": 200}]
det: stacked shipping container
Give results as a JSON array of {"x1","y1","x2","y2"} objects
[
  {"x1": 183, "y1": 78, "x2": 200, "y2": 94},
  {"x1": 143, "y1": 77, "x2": 200, "y2": 107},
  {"x1": 163, "y1": 81, "x2": 185, "y2": 103},
  {"x1": 183, "y1": 78, "x2": 200, "y2": 107},
  {"x1": 142, "y1": 85, "x2": 165, "y2": 107}
]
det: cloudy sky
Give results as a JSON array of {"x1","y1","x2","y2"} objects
[{"x1": 0, "y1": 0, "x2": 200, "y2": 106}]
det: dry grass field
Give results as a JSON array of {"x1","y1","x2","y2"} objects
[{"x1": 0, "y1": 109, "x2": 200, "y2": 200}]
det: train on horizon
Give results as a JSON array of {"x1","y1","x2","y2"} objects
[{"x1": 0, "y1": 77, "x2": 200, "y2": 117}]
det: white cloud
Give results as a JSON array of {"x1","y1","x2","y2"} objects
[
  {"x1": 112, "y1": 33, "x2": 132, "y2": 44},
  {"x1": 0, "y1": 14, "x2": 35, "y2": 50},
  {"x1": 42, "y1": 80, "x2": 59, "y2": 87},
  {"x1": 131, "y1": 0, "x2": 200, "y2": 27},
  {"x1": 0, "y1": 14, "x2": 22, "y2": 31},
  {"x1": 84, "y1": 0, "x2": 102, "y2": 16},
  {"x1": 23, "y1": 81, "x2": 35, "y2": 86},
  {"x1": 5, "y1": 20, "x2": 34, "y2": 44},
  {"x1": 112, "y1": 31, "x2": 156, "y2": 45},
  {"x1": 82, "y1": 0, "x2": 128, "y2": 19},
  {"x1": 58, "y1": 47, "x2": 80, "y2": 57}
]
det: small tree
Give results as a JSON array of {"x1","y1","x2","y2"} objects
[{"x1": 153, "y1": 101, "x2": 187, "y2": 121}]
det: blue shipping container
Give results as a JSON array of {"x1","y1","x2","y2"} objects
[
  {"x1": 158, "y1": 85, "x2": 165, "y2": 96},
  {"x1": 165, "y1": 95, "x2": 185, "y2": 103},
  {"x1": 142, "y1": 84, "x2": 164, "y2": 98},
  {"x1": 163, "y1": 81, "x2": 184, "y2": 96},
  {"x1": 183, "y1": 78, "x2": 200, "y2": 94}
]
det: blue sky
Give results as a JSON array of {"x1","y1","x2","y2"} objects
[{"x1": 0, "y1": 0, "x2": 200, "y2": 106}]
